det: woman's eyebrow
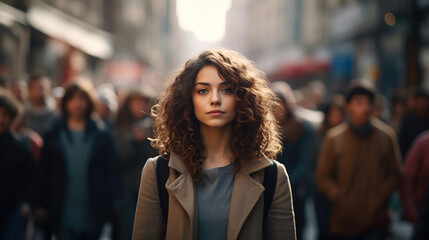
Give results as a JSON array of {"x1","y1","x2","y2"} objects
[
  {"x1": 195, "y1": 82, "x2": 210, "y2": 86},
  {"x1": 194, "y1": 81, "x2": 231, "y2": 87}
]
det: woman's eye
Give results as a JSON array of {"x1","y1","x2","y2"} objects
[
  {"x1": 197, "y1": 89, "x2": 208, "y2": 94},
  {"x1": 221, "y1": 88, "x2": 233, "y2": 94}
]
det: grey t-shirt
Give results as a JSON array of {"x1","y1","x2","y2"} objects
[
  {"x1": 60, "y1": 130, "x2": 94, "y2": 233},
  {"x1": 196, "y1": 164, "x2": 235, "y2": 240}
]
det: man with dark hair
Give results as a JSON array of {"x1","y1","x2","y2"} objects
[
  {"x1": 37, "y1": 78, "x2": 121, "y2": 240},
  {"x1": 316, "y1": 79, "x2": 401, "y2": 240},
  {"x1": 0, "y1": 89, "x2": 36, "y2": 239},
  {"x1": 24, "y1": 72, "x2": 57, "y2": 136}
]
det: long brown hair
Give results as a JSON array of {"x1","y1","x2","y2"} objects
[
  {"x1": 151, "y1": 49, "x2": 282, "y2": 181},
  {"x1": 62, "y1": 77, "x2": 97, "y2": 120}
]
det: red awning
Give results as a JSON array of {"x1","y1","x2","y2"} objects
[{"x1": 271, "y1": 58, "x2": 331, "y2": 79}]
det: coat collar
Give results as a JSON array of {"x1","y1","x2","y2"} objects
[
  {"x1": 168, "y1": 151, "x2": 272, "y2": 174},
  {"x1": 167, "y1": 151, "x2": 189, "y2": 173},
  {"x1": 166, "y1": 152, "x2": 273, "y2": 240}
]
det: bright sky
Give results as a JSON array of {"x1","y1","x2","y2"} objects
[{"x1": 176, "y1": 0, "x2": 232, "y2": 42}]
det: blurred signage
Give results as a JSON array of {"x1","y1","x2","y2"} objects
[
  {"x1": 329, "y1": 1, "x2": 377, "y2": 40},
  {"x1": 272, "y1": 58, "x2": 331, "y2": 80},
  {"x1": 106, "y1": 60, "x2": 144, "y2": 87}
]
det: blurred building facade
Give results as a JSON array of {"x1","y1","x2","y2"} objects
[
  {"x1": 0, "y1": 0, "x2": 183, "y2": 90},
  {"x1": 0, "y1": 1, "x2": 28, "y2": 82},
  {"x1": 225, "y1": 0, "x2": 429, "y2": 96}
]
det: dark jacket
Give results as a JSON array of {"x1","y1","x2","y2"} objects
[
  {"x1": 37, "y1": 118, "x2": 121, "y2": 233},
  {"x1": 0, "y1": 132, "x2": 35, "y2": 224},
  {"x1": 398, "y1": 112, "x2": 429, "y2": 158}
]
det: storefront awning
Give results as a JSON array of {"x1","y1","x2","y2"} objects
[
  {"x1": 271, "y1": 58, "x2": 331, "y2": 80},
  {"x1": 27, "y1": 1, "x2": 113, "y2": 59},
  {"x1": 0, "y1": 2, "x2": 26, "y2": 27}
]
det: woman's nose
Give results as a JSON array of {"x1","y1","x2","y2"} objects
[{"x1": 210, "y1": 91, "x2": 221, "y2": 105}]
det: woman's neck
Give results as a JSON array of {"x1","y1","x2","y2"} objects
[
  {"x1": 67, "y1": 117, "x2": 86, "y2": 131},
  {"x1": 200, "y1": 124, "x2": 234, "y2": 169}
]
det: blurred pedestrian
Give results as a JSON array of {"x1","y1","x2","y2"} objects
[
  {"x1": 8, "y1": 79, "x2": 44, "y2": 163},
  {"x1": 114, "y1": 90, "x2": 156, "y2": 240},
  {"x1": 0, "y1": 89, "x2": 36, "y2": 240},
  {"x1": 10, "y1": 112, "x2": 44, "y2": 163},
  {"x1": 96, "y1": 83, "x2": 118, "y2": 133},
  {"x1": 398, "y1": 88, "x2": 429, "y2": 159},
  {"x1": 271, "y1": 80, "x2": 316, "y2": 240},
  {"x1": 388, "y1": 90, "x2": 407, "y2": 133},
  {"x1": 24, "y1": 73, "x2": 57, "y2": 136},
  {"x1": 314, "y1": 94, "x2": 346, "y2": 240},
  {"x1": 319, "y1": 95, "x2": 346, "y2": 136},
  {"x1": 316, "y1": 79, "x2": 401, "y2": 240},
  {"x1": 132, "y1": 49, "x2": 296, "y2": 239},
  {"x1": 36, "y1": 77, "x2": 121, "y2": 240},
  {"x1": 11, "y1": 79, "x2": 28, "y2": 103},
  {"x1": 401, "y1": 130, "x2": 429, "y2": 223},
  {"x1": 374, "y1": 93, "x2": 389, "y2": 122}
]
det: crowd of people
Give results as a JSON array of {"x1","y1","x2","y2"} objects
[
  {"x1": 270, "y1": 79, "x2": 429, "y2": 240},
  {"x1": 1, "y1": 65, "x2": 429, "y2": 240},
  {"x1": 0, "y1": 73, "x2": 156, "y2": 240}
]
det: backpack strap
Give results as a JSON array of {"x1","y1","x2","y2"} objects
[
  {"x1": 262, "y1": 160, "x2": 278, "y2": 226},
  {"x1": 156, "y1": 156, "x2": 170, "y2": 223}
]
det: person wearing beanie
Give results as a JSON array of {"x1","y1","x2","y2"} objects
[{"x1": 315, "y1": 79, "x2": 401, "y2": 239}]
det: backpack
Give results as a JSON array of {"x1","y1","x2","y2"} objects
[{"x1": 156, "y1": 157, "x2": 278, "y2": 227}]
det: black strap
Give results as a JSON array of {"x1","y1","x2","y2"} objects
[
  {"x1": 262, "y1": 160, "x2": 278, "y2": 226},
  {"x1": 156, "y1": 156, "x2": 170, "y2": 222},
  {"x1": 156, "y1": 157, "x2": 277, "y2": 225}
]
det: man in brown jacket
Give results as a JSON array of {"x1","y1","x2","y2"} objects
[{"x1": 316, "y1": 79, "x2": 400, "y2": 240}]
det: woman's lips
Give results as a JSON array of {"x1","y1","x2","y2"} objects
[{"x1": 207, "y1": 110, "x2": 225, "y2": 116}]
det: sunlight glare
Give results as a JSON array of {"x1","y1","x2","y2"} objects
[{"x1": 177, "y1": 0, "x2": 232, "y2": 42}]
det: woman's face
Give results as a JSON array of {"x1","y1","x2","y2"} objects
[
  {"x1": 129, "y1": 96, "x2": 147, "y2": 119},
  {"x1": 192, "y1": 65, "x2": 237, "y2": 128},
  {"x1": 66, "y1": 91, "x2": 89, "y2": 120}
]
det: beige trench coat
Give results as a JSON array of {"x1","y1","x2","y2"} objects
[{"x1": 132, "y1": 152, "x2": 296, "y2": 240}]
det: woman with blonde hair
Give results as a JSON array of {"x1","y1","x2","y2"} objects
[{"x1": 133, "y1": 49, "x2": 296, "y2": 240}]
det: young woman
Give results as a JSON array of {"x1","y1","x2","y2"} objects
[
  {"x1": 132, "y1": 49, "x2": 296, "y2": 239},
  {"x1": 114, "y1": 90, "x2": 157, "y2": 240},
  {"x1": 37, "y1": 78, "x2": 121, "y2": 240}
]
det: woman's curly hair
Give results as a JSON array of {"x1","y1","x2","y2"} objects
[{"x1": 150, "y1": 49, "x2": 282, "y2": 181}]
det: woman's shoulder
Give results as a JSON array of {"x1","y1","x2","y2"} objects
[
  {"x1": 141, "y1": 155, "x2": 164, "y2": 175},
  {"x1": 270, "y1": 159, "x2": 290, "y2": 182}
]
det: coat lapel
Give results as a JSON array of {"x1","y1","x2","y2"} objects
[
  {"x1": 165, "y1": 152, "x2": 196, "y2": 236},
  {"x1": 165, "y1": 152, "x2": 272, "y2": 240},
  {"x1": 227, "y1": 156, "x2": 272, "y2": 240}
]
